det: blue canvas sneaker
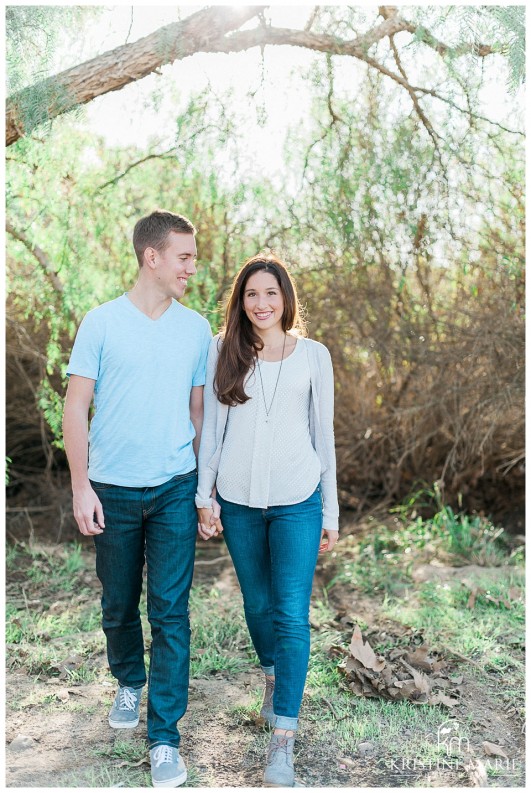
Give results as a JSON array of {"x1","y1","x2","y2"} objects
[
  {"x1": 108, "y1": 685, "x2": 143, "y2": 729},
  {"x1": 150, "y1": 745, "x2": 187, "y2": 788}
]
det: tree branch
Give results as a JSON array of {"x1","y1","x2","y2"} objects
[
  {"x1": 211, "y1": 23, "x2": 521, "y2": 136},
  {"x1": 6, "y1": 5, "x2": 265, "y2": 146},
  {"x1": 6, "y1": 5, "x2": 517, "y2": 148},
  {"x1": 389, "y1": 34, "x2": 442, "y2": 151},
  {"x1": 97, "y1": 152, "x2": 176, "y2": 191},
  {"x1": 6, "y1": 221, "x2": 64, "y2": 292},
  {"x1": 304, "y1": 7, "x2": 320, "y2": 33}
]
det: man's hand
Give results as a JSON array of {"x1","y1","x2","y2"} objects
[
  {"x1": 73, "y1": 485, "x2": 105, "y2": 536},
  {"x1": 319, "y1": 529, "x2": 339, "y2": 553},
  {"x1": 197, "y1": 506, "x2": 223, "y2": 540}
]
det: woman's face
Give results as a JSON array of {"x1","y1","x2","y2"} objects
[{"x1": 242, "y1": 270, "x2": 285, "y2": 335}]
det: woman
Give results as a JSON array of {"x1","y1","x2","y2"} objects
[{"x1": 195, "y1": 254, "x2": 339, "y2": 787}]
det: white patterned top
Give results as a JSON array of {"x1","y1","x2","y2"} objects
[
  {"x1": 215, "y1": 340, "x2": 321, "y2": 508},
  {"x1": 196, "y1": 335, "x2": 339, "y2": 530}
]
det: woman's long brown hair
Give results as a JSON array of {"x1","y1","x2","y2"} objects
[{"x1": 214, "y1": 255, "x2": 306, "y2": 406}]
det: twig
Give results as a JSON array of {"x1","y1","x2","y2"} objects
[
  {"x1": 115, "y1": 756, "x2": 150, "y2": 768},
  {"x1": 437, "y1": 644, "x2": 484, "y2": 671},
  {"x1": 321, "y1": 696, "x2": 348, "y2": 721},
  {"x1": 389, "y1": 34, "x2": 443, "y2": 159}
]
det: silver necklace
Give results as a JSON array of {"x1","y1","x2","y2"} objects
[{"x1": 256, "y1": 334, "x2": 287, "y2": 423}]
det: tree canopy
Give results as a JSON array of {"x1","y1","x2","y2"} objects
[
  {"x1": 6, "y1": 5, "x2": 525, "y2": 518},
  {"x1": 6, "y1": 5, "x2": 524, "y2": 145}
]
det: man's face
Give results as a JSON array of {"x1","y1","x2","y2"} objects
[{"x1": 151, "y1": 231, "x2": 197, "y2": 300}]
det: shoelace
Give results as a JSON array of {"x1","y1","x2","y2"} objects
[
  {"x1": 268, "y1": 736, "x2": 292, "y2": 762},
  {"x1": 118, "y1": 688, "x2": 138, "y2": 712},
  {"x1": 152, "y1": 745, "x2": 174, "y2": 767}
]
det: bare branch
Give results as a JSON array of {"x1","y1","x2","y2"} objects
[
  {"x1": 304, "y1": 7, "x2": 320, "y2": 33},
  {"x1": 214, "y1": 24, "x2": 521, "y2": 136},
  {"x1": 358, "y1": 50, "x2": 522, "y2": 137},
  {"x1": 6, "y1": 221, "x2": 64, "y2": 292},
  {"x1": 97, "y1": 152, "x2": 176, "y2": 191},
  {"x1": 389, "y1": 34, "x2": 442, "y2": 152}
]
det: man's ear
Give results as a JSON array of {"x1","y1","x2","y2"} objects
[{"x1": 143, "y1": 246, "x2": 158, "y2": 270}]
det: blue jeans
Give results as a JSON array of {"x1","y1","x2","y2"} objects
[
  {"x1": 91, "y1": 470, "x2": 197, "y2": 749},
  {"x1": 217, "y1": 487, "x2": 323, "y2": 730}
]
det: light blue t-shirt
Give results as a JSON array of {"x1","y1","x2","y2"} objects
[{"x1": 67, "y1": 294, "x2": 212, "y2": 487}]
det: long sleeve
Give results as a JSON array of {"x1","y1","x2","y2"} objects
[
  {"x1": 317, "y1": 345, "x2": 340, "y2": 531},
  {"x1": 195, "y1": 337, "x2": 222, "y2": 507}
]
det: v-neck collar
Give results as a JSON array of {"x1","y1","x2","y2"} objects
[{"x1": 122, "y1": 293, "x2": 177, "y2": 323}]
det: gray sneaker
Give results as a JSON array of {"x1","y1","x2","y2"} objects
[
  {"x1": 260, "y1": 676, "x2": 275, "y2": 726},
  {"x1": 150, "y1": 745, "x2": 187, "y2": 788},
  {"x1": 264, "y1": 733, "x2": 296, "y2": 787},
  {"x1": 108, "y1": 685, "x2": 143, "y2": 729}
]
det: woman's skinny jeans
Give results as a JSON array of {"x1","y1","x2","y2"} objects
[{"x1": 217, "y1": 486, "x2": 322, "y2": 731}]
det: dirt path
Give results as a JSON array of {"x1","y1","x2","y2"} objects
[{"x1": 5, "y1": 546, "x2": 526, "y2": 788}]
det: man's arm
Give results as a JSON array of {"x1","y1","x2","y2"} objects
[
  {"x1": 62, "y1": 374, "x2": 105, "y2": 536},
  {"x1": 189, "y1": 385, "x2": 204, "y2": 462}
]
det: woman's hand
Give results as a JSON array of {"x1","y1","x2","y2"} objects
[
  {"x1": 197, "y1": 507, "x2": 223, "y2": 540},
  {"x1": 319, "y1": 529, "x2": 339, "y2": 553}
]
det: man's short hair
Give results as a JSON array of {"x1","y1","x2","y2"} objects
[{"x1": 133, "y1": 210, "x2": 196, "y2": 266}]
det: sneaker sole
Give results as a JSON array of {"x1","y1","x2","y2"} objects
[
  {"x1": 152, "y1": 769, "x2": 187, "y2": 788},
  {"x1": 108, "y1": 717, "x2": 139, "y2": 729}
]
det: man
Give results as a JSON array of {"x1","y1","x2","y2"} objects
[{"x1": 62, "y1": 210, "x2": 212, "y2": 787}]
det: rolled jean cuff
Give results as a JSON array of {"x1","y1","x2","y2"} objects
[
  {"x1": 149, "y1": 739, "x2": 180, "y2": 750},
  {"x1": 261, "y1": 664, "x2": 275, "y2": 676},
  {"x1": 274, "y1": 715, "x2": 298, "y2": 731}
]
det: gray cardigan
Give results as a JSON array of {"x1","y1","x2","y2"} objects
[{"x1": 196, "y1": 335, "x2": 339, "y2": 530}]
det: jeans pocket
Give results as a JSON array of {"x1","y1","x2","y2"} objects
[{"x1": 90, "y1": 480, "x2": 114, "y2": 491}]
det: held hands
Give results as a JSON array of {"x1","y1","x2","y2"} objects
[
  {"x1": 319, "y1": 528, "x2": 339, "y2": 553},
  {"x1": 73, "y1": 484, "x2": 105, "y2": 536},
  {"x1": 197, "y1": 500, "x2": 223, "y2": 541}
]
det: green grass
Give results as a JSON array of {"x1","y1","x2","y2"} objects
[
  {"x1": 382, "y1": 573, "x2": 524, "y2": 666},
  {"x1": 391, "y1": 484, "x2": 522, "y2": 564},
  {"x1": 189, "y1": 585, "x2": 253, "y2": 677},
  {"x1": 305, "y1": 498, "x2": 524, "y2": 776},
  {"x1": 94, "y1": 737, "x2": 148, "y2": 762},
  {"x1": 8, "y1": 541, "x2": 90, "y2": 592},
  {"x1": 5, "y1": 542, "x2": 256, "y2": 682},
  {"x1": 228, "y1": 694, "x2": 263, "y2": 725},
  {"x1": 330, "y1": 489, "x2": 523, "y2": 597},
  {"x1": 6, "y1": 590, "x2": 105, "y2": 678},
  {"x1": 302, "y1": 596, "x2": 467, "y2": 759},
  {"x1": 5, "y1": 510, "x2": 525, "y2": 787},
  {"x1": 56, "y1": 764, "x2": 152, "y2": 788},
  {"x1": 303, "y1": 611, "x2": 472, "y2": 758},
  {"x1": 6, "y1": 601, "x2": 101, "y2": 644}
]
